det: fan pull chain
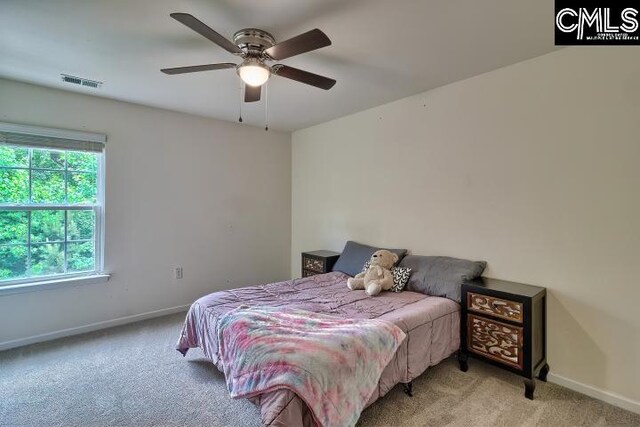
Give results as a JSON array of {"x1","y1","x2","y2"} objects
[
  {"x1": 238, "y1": 83, "x2": 243, "y2": 123},
  {"x1": 264, "y1": 82, "x2": 269, "y2": 131}
]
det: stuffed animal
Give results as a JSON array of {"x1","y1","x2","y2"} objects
[{"x1": 347, "y1": 250, "x2": 399, "y2": 296}]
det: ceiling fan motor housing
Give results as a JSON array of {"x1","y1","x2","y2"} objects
[{"x1": 233, "y1": 28, "x2": 275, "y2": 58}]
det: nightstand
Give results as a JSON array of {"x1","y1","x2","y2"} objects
[
  {"x1": 459, "y1": 277, "x2": 549, "y2": 400},
  {"x1": 301, "y1": 250, "x2": 340, "y2": 277}
]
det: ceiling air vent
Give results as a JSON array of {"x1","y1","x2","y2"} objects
[{"x1": 61, "y1": 74, "x2": 103, "y2": 89}]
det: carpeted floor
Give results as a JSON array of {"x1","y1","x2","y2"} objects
[{"x1": 1, "y1": 313, "x2": 638, "y2": 427}]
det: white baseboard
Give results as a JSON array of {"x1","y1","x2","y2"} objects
[
  {"x1": 0, "y1": 304, "x2": 190, "y2": 352},
  {"x1": 548, "y1": 373, "x2": 640, "y2": 415}
]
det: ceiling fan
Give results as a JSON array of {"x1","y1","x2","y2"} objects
[{"x1": 161, "y1": 13, "x2": 336, "y2": 103}]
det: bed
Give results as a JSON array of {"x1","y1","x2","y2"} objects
[{"x1": 177, "y1": 270, "x2": 460, "y2": 427}]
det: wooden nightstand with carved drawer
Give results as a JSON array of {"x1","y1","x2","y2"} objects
[
  {"x1": 301, "y1": 250, "x2": 340, "y2": 277},
  {"x1": 459, "y1": 277, "x2": 549, "y2": 400}
]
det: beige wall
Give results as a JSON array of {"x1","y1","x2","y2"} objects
[
  {"x1": 292, "y1": 48, "x2": 640, "y2": 406},
  {"x1": 0, "y1": 78, "x2": 291, "y2": 345}
]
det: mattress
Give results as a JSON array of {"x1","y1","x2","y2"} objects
[{"x1": 177, "y1": 271, "x2": 460, "y2": 426}]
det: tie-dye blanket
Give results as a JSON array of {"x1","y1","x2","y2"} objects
[{"x1": 216, "y1": 306, "x2": 406, "y2": 427}]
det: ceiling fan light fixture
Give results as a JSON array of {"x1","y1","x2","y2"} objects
[{"x1": 237, "y1": 59, "x2": 270, "y2": 87}]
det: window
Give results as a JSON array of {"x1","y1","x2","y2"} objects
[{"x1": 0, "y1": 122, "x2": 105, "y2": 286}]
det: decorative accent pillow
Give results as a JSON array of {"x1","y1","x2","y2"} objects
[
  {"x1": 361, "y1": 261, "x2": 412, "y2": 293},
  {"x1": 390, "y1": 267, "x2": 412, "y2": 293},
  {"x1": 332, "y1": 241, "x2": 407, "y2": 277}
]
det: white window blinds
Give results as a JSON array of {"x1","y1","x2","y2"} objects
[{"x1": 0, "y1": 122, "x2": 106, "y2": 153}]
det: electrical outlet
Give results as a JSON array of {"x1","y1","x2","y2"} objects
[{"x1": 175, "y1": 267, "x2": 183, "y2": 280}]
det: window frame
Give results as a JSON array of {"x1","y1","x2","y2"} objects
[{"x1": 0, "y1": 127, "x2": 106, "y2": 288}]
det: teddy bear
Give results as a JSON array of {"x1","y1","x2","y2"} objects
[{"x1": 347, "y1": 249, "x2": 399, "y2": 296}]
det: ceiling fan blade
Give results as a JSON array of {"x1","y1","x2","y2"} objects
[
  {"x1": 245, "y1": 84, "x2": 261, "y2": 102},
  {"x1": 265, "y1": 29, "x2": 331, "y2": 60},
  {"x1": 161, "y1": 63, "x2": 236, "y2": 75},
  {"x1": 170, "y1": 13, "x2": 242, "y2": 54},
  {"x1": 272, "y1": 65, "x2": 336, "y2": 90}
]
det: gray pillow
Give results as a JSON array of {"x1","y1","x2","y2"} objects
[
  {"x1": 398, "y1": 255, "x2": 487, "y2": 302},
  {"x1": 332, "y1": 241, "x2": 407, "y2": 277}
]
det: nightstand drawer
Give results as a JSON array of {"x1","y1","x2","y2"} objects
[
  {"x1": 303, "y1": 257, "x2": 325, "y2": 273},
  {"x1": 468, "y1": 314, "x2": 523, "y2": 370},
  {"x1": 467, "y1": 292, "x2": 523, "y2": 323}
]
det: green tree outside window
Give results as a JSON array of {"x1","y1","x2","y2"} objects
[{"x1": 0, "y1": 146, "x2": 99, "y2": 281}]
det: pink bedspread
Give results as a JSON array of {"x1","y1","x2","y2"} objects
[
  {"x1": 217, "y1": 307, "x2": 405, "y2": 427},
  {"x1": 177, "y1": 272, "x2": 460, "y2": 426}
]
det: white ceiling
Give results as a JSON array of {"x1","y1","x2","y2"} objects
[{"x1": 0, "y1": 0, "x2": 556, "y2": 131}]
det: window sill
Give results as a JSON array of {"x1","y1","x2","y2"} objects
[{"x1": 0, "y1": 274, "x2": 111, "y2": 296}]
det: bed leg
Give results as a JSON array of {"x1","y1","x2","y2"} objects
[
  {"x1": 402, "y1": 382, "x2": 413, "y2": 397},
  {"x1": 458, "y1": 350, "x2": 468, "y2": 372}
]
